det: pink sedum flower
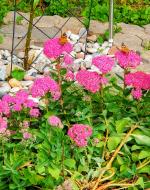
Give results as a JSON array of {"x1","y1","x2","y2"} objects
[
  {"x1": 125, "y1": 71, "x2": 150, "y2": 90},
  {"x1": 65, "y1": 70, "x2": 74, "y2": 81},
  {"x1": 100, "y1": 77, "x2": 108, "y2": 85},
  {"x1": 115, "y1": 50, "x2": 141, "y2": 69},
  {"x1": 68, "y1": 124, "x2": 92, "y2": 147},
  {"x1": 23, "y1": 132, "x2": 32, "y2": 139},
  {"x1": 13, "y1": 104, "x2": 22, "y2": 112},
  {"x1": 48, "y1": 115, "x2": 62, "y2": 128},
  {"x1": 30, "y1": 76, "x2": 61, "y2": 100},
  {"x1": 76, "y1": 70, "x2": 101, "y2": 93},
  {"x1": 29, "y1": 108, "x2": 40, "y2": 118},
  {"x1": 64, "y1": 54, "x2": 73, "y2": 65},
  {"x1": 131, "y1": 88, "x2": 142, "y2": 100},
  {"x1": 0, "y1": 100, "x2": 10, "y2": 116},
  {"x1": 23, "y1": 121, "x2": 29, "y2": 128},
  {"x1": 92, "y1": 56, "x2": 114, "y2": 74},
  {"x1": 43, "y1": 38, "x2": 73, "y2": 59},
  {"x1": 0, "y1": 117, "x2": 7, "y2": 133}
]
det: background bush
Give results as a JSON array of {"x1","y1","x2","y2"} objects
[{"x1": 0, "y1": 0, "x2": 150, "y2": 26}]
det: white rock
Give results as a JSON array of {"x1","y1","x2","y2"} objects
[
  {"x1": 0, "y1": 82, "x2": 11, "y2": 97},
  {"x1": 0, "y1": 65, "x2": 7, "y2": 81},
  {"x1": 70, "y1": 34, "x2": 79, "y2": 42},
  {"x1": 79, "y1": 28, "x2": 87, "y2": 38},
  {"x1": 87, "y1": 43, "x2": 93, "y2": 48},
  {"x1": 10, "y1": 87, "x2": 21, "y2": 93},
  {"x1": 93, "y1": 43, "x2": 100, "y2": 49},
  {"x1": 3, "y1": 50, "x2": 10, "y2": 59},
  {"x1": 30, "y1": 45, "x2": 43, "y2": 50},
  {"x1": 73, "y1": 44, "x2": 81, "y2": 53},
  {"x1": 90, "y1": 65, "x2": 102, "y2": 74},
  {"x1": 21, "y1": 81, "x2": 33, "y2": 87},
  {"x1": 74, "y1": 58, "x2": 83, "y2": 64},
  {"x1": 28, "y1": 96, "x2": 40, "y2": 103},
  {"x1": 102, "y1": 41, "x2": 109, "y2": 48},
  {"x1": 26, "y1": 68, "x2": 38, "y2": 76},
  {"x1": 102, "y1": 47, "x2": 110, "y2": 55},
  {"x1": 66, "y1": 30, "x2": 72, "y2": 38},
  {"x1": 85, "y1": 54, "x2": 93, "y2": 62},
  {"x1": 87, "y1": 48, "x2": 97, "y2": 54},
  {"x1": 85, "y1": 61, "x2": 92, "y2": 68}
]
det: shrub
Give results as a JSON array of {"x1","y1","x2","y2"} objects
[{"x1": 0, "y1": 37, "x2": 150, "y2": 189}]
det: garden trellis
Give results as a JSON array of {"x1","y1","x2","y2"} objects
[{"x1": 11, "y1": 0, "x2": 114, "y2": 73}]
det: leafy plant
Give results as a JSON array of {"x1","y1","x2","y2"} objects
[
  {"x1": 16, "y1": 16, "x2": 23, "y2": 25},
  {"x1": 11, "y1": 69, "x2": 25, "y2": 80}
]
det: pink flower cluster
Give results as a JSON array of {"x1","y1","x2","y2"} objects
[
  {"x1": 125, "y1": 71, "x2": 150, "y2": 99},
  {"x1": 48, "y1": 115, "x2": 63, "y2": 128},
  {"x1": 65, "y1": 70, "x2": 74, "y2": 81},
  {"x1": 76, "y1": 70, "x2": 101, "y2": 93},
  {"x1": 30, "y1": 76, "x2": 61, "y2": 100},
  {"x1": 0, "y1": 90, "x2": 40, "y2": 133},
  {"x1": 68, "y1": 124, "x2": 92, "y2": 147},
  {"x1": 115, "y1": 50, "x2": 141, "y2": 69},
  {"x1": 92, "y1": 55, "x2": 114, "y2": 74},
  {"x1": 43, "y1": 38, "x2": 73, "y2": 59},
  {"x1": 0, "y1": 117, "x2": 7, "y2": 133},
  {"x1": 64, "y1": 54, "x2": 73, "y2": 65}
]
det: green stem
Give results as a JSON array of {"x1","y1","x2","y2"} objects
[{"x1": 61, "y1": 139, "x2": 65, "y2": 177}]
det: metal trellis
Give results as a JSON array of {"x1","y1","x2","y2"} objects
[{"x1": 11, "y1": 0, "x2": 114, "y2": 73}]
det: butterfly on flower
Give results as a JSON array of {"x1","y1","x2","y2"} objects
[
  {"x1": 119, "y1": 43, "x2": 130, "y2": 54},
  {"x1": 59, "y1": 33, "x2": 68, "y2": 45}
]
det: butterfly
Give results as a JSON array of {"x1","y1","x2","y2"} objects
[
  {"x1": 120, "y1": 43, "x2": 130, "y2": 54},
  {"x1": 59, "y1": 33, "x2": 68, "y2": 45}
]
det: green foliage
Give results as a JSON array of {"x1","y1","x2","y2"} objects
[
  {"x1": 0, "y1": 0, "x2": 11, "y2": 25},
  {"x1": 16, "y1": 16, "x2": 23, "y2": 25},
  {"x1": 0, "y1": 68, "x2": 150, "y2": 189},
  {"x1": 11, "y1": 69, "x2": 25, "y2": 81},
  {"x1": 0, "y1": 0, "x2": 150, "y2": 26}
]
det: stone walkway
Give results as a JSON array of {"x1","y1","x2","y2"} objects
[{"x1": 0, "y1": 11, "x2": 150, "y2": 72}]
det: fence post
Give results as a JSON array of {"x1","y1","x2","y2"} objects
[{"x1": 109, "y1": 0, "x2": 114, "y2": 47}]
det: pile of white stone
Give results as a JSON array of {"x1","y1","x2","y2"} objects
[{"x1": 0, "y1": 31, "x2": 123, "y2": 98}]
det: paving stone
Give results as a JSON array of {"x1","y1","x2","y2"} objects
[
  {"x1": 144, "y1": 24, "x2": 150, "y2": 35},
  {"x1": 3, "y1": 11, "x2": 30, "y2": 25},
  {"x1": 0, "y1": 36, "x2": 31, "y2": 52},
  {"x1": 89, "y1": 21, "x2": 108, "y2": 35},
  {"x1": 118, "y1": 23, "x2": 145, "y2": 38},
  {"x1": 0, "y1": 24, "x2": 28, "y2": 38},
  {"x1": 31, "y1": 27, "x2": 61, "y2": 46}
]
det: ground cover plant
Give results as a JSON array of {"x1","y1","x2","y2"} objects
[
  {"x1": 0, "y1": 36, "x2": 150, "y2": 190},
  {"x1": 0, "y1": 0, "x2": 150, "y2": 26}
]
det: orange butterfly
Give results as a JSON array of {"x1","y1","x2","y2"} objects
[
  {"x1": 59, "y1": 33, "x2": 68, "y2": 45},
  {"x1": 120, "y1": 43, "x2": 130, "y2": 54}
]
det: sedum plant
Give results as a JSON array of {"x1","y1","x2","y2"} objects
[{"x1": 0, "y1": 36, "x2": 150, "y2": 190}]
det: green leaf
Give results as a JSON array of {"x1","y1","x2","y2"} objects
[
  {"x1": 131, "y1": 145, "x2": 143, "y2": 151},
  {"x1": 132, "y1": 134, "x2": 150, "y2": 147},
  {"x1": 139, "y1": 150, "x2": 150, "y2": 160},
  {"x1": 138, "y1": 165, "x2": 150, "y2": 175},
  {"x1": 64, "y1": 159, "x2": 76, "y2": 169},
  {"x1": 33, "y1": 0, "x2": 40, "y2": 9},
  {"x1": 48, "y1": 167, "x2": 60, "y2": 180},
  {"x1": 136, "y1": 177, "x2": 144, "y2": 189},
  {"x1": 107, "y1": 136, "x2": 121, "y2": 151},
  {"x1": 116, "y1": 118, "x2": 131, "y2": 133}
]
